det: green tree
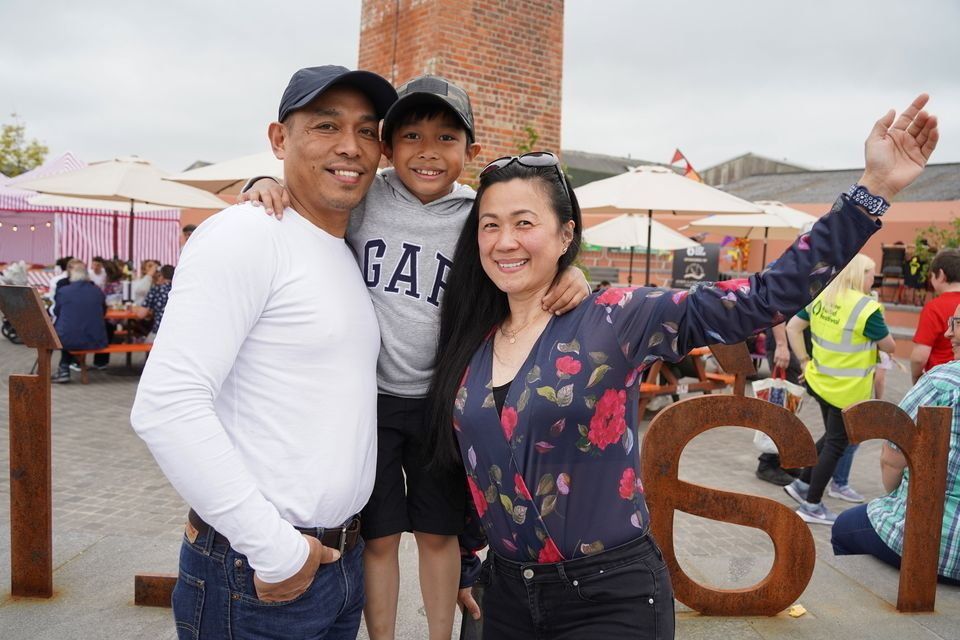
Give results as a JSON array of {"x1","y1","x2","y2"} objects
[
  {"x1": 914, "y1": 216, "x2": 960, "y2": 283},
  {"x1": 0, "y1": 114, "x2": 48, "y2": 177}
]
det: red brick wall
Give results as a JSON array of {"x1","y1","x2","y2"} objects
[{"x1": 359, "y1": 0, "x2": 564, "y2": 183}]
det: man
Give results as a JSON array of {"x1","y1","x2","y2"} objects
[
  {"x1": 181, "y1": 224, "x2": 196, "y2": 244},
  {"x1": 89, "y1": 256, "x2": 107, "y2": 289},
  {"x1": 51, "y1": 260, "x2": 108, "y2": 384},
  {"x1": 131, "y1": 66, "x2": 398, "y2": 639},
  {"x1": 910, "y1": 248, "x2": 960, "y2": 382}
]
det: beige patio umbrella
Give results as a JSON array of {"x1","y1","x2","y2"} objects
[
  {"x1": 16, "y1": 157, "x2": 227, "y2": 262},
  {"x1": 582, "y1": 214, "x2": 700, "y2": 285},
  {"x1": 575, "y1": 165, "x2": 763, "y2": 285},
  {"x1": 165, "y1": 151, "x2": 282, "y2": 195},
  {"x1": 27, "y1": 193, "x2": 174, "y2": 212},
  {"x1": 684, "y1": 200, "x2": 819, "y2": 265}
]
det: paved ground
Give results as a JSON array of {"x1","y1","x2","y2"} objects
[{"x1": 0, "y1": 335, "x2": 957, "y2": 639}]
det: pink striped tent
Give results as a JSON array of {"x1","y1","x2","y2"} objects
[{"x1": 0, "y1": 153, "x2": 181, "y2": 266}]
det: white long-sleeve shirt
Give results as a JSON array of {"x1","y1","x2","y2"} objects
[{"x1": 130, "y1": 203, "x2": 380, "y2": 582}]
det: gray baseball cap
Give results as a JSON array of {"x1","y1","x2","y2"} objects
[
  {"x1": 278, "y1": 65, "x2": 398, "y2": 122},
  {"x1": 382, "y1": 75, "x2": 476, "y2": 142}
]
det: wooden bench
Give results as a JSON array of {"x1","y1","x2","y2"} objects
[{"x1": 69, "y1": 343, "x2": 152, "y2": 384}]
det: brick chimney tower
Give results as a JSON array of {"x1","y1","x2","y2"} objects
[{"x1": 358, "y1": 0, "x2": 564, "y2": 181}]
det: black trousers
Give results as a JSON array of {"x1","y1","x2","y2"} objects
[
  {"x1": 478, "y1": 534, "x2": 675, "y2": 640},
  {"x1": 800, "y1": 384, "x2": 849, "y2": 503}
]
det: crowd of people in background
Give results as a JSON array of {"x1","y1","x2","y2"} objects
[
  {"x1": 40, "y1": 255, "x2": 175, "y2": 383},
  {"x1": 736, "y1": 246, "x2": 960, "y2": 585}
]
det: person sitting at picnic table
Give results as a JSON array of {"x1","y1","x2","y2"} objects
[
  {"x1": 132, "y1": 259, "x2": 159, "y2": 305},
  {"x1": 832, "y1": 302, "x2": 960, "y2": 586},
  {"x1": 131, "y1": 264, "x2": 174, "y2": 342},
  {"x1": 89, "y1": 256, "x2": 107, "y2": 289},
  {"x1": 432, "y1": 93, "x2": 937, "y2": 640},
  {"x1": 51, "y1": 260, "x2": 108, "y2": 384}
]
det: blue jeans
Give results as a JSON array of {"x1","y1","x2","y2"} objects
[
  {"x1": 832, "y1": 504, "x2": 960, "y2": 587},
  {"x1": 172, "y1": 522, "x2": 365, "y2": 639},
  {"x1": 831, "y1": 444, "x2": 860, "y2": 486}
]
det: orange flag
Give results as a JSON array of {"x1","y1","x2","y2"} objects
[
  {"x1": 684, "y1": 165, "x2": 703, "y2": 183},
  {"x1": 671, "y1": 148, "x2": 703, "y2": 182}
]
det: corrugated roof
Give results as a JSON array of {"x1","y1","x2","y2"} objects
[
  {"x1": 561, "y1": 149, "x2": 676, "y2": 174},
  {"x1": 720, "y1": 163, "x2": 960, "y2": 203}
]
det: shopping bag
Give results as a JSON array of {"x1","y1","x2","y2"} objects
[{"x1": 751, "y1": 367, "x2": 805, "y2": 453}]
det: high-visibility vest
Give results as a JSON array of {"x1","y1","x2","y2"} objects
[{"x1": 804, "y1": 288, "x2": 881, "y2": 409}]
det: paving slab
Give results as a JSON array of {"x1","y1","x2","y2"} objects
[{"x1": 0, "y1": 533, "x2": 178, "y2": 640}]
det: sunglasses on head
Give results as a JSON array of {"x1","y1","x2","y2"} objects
[{"x1": 479, "y1": 151, "x2": 571, "y2": 202}]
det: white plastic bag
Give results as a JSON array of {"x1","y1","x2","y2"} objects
[{"x1": 751, "y1": 368, "x2": 805, "y2": 453}]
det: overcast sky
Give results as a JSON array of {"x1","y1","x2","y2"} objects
[{"x1": 2, "y1": 0, "x2": 957, "y2": 174}]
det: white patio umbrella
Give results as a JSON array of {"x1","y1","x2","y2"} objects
[
  {"x1": 15, "y1": 157, "x2": 227, "y2": 262},
  {"x1": 165, "y1": 151, "x2": 283, "y2": 195},
  {"x1": 684, "y1": 200, "x2": 819, "y2": 265},
  {"x1": 582, "y1": 214, "x2": 699, "y2": 284},
  {"x1": 575, "y1": 166, "x2": 763, "y2": 285}
]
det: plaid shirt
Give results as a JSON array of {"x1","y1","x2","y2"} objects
[{"x1": 867, "y1": 359, "x2": 960, "y2": 579}]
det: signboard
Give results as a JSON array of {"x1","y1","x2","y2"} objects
[{"x1": 672, "y1": 243, "x2": 719, "y2": 289}]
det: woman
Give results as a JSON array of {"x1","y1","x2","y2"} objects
[
  {"x1": 132, "y1": 259, "x2": 159, "y2": 306},
  {"x1": 831, "y1": 303, "x2": 960, "y2": 586},
  {"x1": 783, "y1": 255, "x2": 896, "y2": 524},
  {"x1": 429, "y1": 95, "x2": 936, "y2": 639}
]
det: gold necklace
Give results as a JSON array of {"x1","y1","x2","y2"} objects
[{"x1": 499, "y1": 312, "x2": 544, "y2": 345}]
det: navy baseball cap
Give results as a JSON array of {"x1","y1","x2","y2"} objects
[
  {"x1": 381, "y1": 75, "x2": 476, "y2": 142},
  {"x1": 278, "y1": 66, "x2": 398, "y2": 122}
]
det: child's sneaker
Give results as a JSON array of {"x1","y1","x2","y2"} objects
[
  {"x1": 828, "y1": 481, "x2": 864, "y2": 503},
  {"x1": 795, "y1": 500, "x2": 837, "y2": 525},
  {"x1": 783, "y1": 478, "x2": 810, "y2": 504}
]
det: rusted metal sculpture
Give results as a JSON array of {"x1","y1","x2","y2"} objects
[
  {"x1": 0, "y1": 285, "x2": 60, "y2": 598},
  {"x1": 843, "y1": 400, "x2": 952, "y2": 612},
  {"x1": 707, "y1": 341, "x2": 756, "y2": 396},
  {"x1": 134, "y1": 574, "x2": 178, "y2": 607},
  {"x1": 642, "y1": 394, "x2": 819, "y2": 615}
]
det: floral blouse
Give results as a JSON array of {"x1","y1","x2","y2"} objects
[{"x1": 456, "y1": 195, "x2": 880, "y2": 577}]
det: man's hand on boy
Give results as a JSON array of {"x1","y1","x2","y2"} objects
[
  {"x1": 542, "y1": 266, "x2": 590, "y2": 315},
  {"x1": 238, "y1": 178, "x2": 289, "y2": 219}
]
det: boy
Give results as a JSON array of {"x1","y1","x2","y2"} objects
[
  {"x1": 910, "y1": 248, "x2": 960, "y2": 382},
  {"x1": 242, "y1": 75, "x2": 588, "y2": 640}
]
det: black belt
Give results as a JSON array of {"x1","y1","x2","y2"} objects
[{"x1": 187, "y1": 509, "x2": 362, "y2": 556}]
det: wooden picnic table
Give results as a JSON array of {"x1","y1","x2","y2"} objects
[{"x1": 638, "y1": 344, "x2": 754, "y2": 414}]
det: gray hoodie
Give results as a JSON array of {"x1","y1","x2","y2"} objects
[{"x1": 346, "y1": 168, "x2": 475, "y2": 398}]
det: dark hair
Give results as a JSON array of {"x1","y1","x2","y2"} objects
[
  {"x1": 160, "y1": 264, "x2": 175, "y2": 281},
  {"x1": 56, "y1": 256, "x2": 74, "y2": 271},
  {"x1": 182, "y1": 224, "x2": 197, "y2": 234},
  {"x1": 931, "y1": 248, "x2": 960, "y2": 283},
  {"x1": 103, "y1": 259, "x2": 122, "y2": 282},
  {"x1": 92, "y1": 256, "x2": 104, "y2": 264},
  {"x1": 426, "y1": 158, "x2": 582, "y2": 468},
  {"x1": 382, "y1": 102, "x2": 470, "y2": 146}
]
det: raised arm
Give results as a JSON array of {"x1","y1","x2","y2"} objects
[{"x1": 608, "y1": 95, "x2": 938, "y2": 367}]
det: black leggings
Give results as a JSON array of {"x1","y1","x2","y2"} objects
[{"x1": 800, "y1": 384, "x2": 849, "y2": 503}]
